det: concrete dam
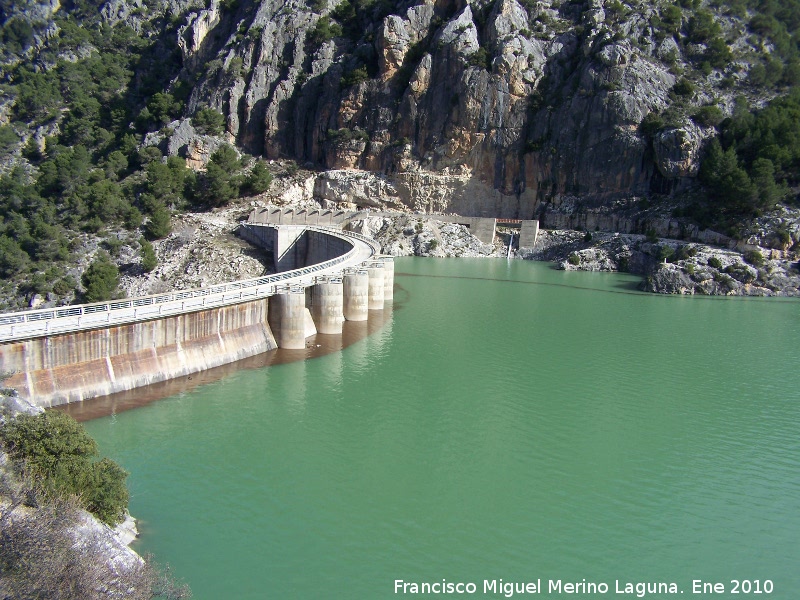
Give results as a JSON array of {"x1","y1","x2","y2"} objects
[{"x1": 0, "y1": 220, "x2": 394, "y2": 408}]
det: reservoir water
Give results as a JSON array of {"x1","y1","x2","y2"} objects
[{"x1": 81, "y1": 258, "x2": 800, "y2": 599}]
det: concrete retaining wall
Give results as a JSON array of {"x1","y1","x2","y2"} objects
[
  {"x1": 0, "y1": 301, "x2": 277, "y2": 408},
  {"x1": 238, "y1": 224, "x2": 352, "y2": 272}
]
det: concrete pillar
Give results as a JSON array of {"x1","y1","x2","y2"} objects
[
  {"x1": 343, "y1": 270, "x2": 368, "y2": 321},
  {"x1": 520, "y1": 220, "x2": 540, "y2": 248},
  {"x1": 311, "y1": 279, "x2": 344, "y2": 334},
  {"x1": 380, "y1": 256, "x2": 394, "y2": 302},
  {"x1": 270, "y1": 290, "x2": 308, "y2": 349},
  {"x1": 367, "y1": 263, "x2": 385, "y2": 310}
]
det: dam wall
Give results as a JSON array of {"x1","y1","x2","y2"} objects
[
  {"x1": 0, "y1": 301, "x2": 276, "y2": 407},
  {"x1": 0, "y1": 225, "x2": 390, "y2": 409},
  {"x1": 237, "y1": 224, "x2": 353, "y2": 273}
]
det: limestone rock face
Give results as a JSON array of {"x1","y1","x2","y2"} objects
[
  {"x1": 314, "y1": 170, "x2": 402, "y2": 207},
  {"x1": 378, "y1": 3, "x2": 435, "y2": 78},
  {"x1": 653, "y1": 123, "x2": 707, "y2": 179},
  {"x1": 178, "y1": 0, "x2": 221, "y2": 68},
  {"x1": 171, "y1": 0, "x2": 732, "y2": 215}
]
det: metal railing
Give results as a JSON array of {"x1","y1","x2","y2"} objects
[{"x1": 0, "y1": 225, "x2": 382, "y2": 342}]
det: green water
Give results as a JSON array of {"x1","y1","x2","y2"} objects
[{"x1": 84, "y1": 258, "x2": 800, "y2": 599}]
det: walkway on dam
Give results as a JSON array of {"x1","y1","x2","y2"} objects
[{"x1": 0, "y1": 225, "x2": 381, "y2": 343}]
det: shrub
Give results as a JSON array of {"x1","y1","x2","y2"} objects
[
  {"x1": 0, "y1": 125, "x2": 20, "y2": 157},
  {"x1": 340, "y1": 65, "x2": 369, "y2": 88},
  {"x1": 568, "y1": 252, "x2": 581, "y2": 265},
  {"x1": 125, "y1": 206, "x2": 144, "y2": 230},
  {"x1": 672, "y1": 77, "x2": 695, "y2": 97},
  {"x1": 724, "y1": 263, "x2": 756, "y2": 283},
  {"x1": 245, "y1": 161, "x2": 273, "y2": 195},
  {"x1": 0, "y1": 411, "x2": 129, "y2": 526},
  {"x1": 468, "y1": 47, "x2": 492, "y2": 71},
  {"x1": 307, "y1": 15, "x2": 342, "y2": 49},
  {"x1": 583, "y1": 232, "x2": 592, "y2": 242},
  {"x1": 140, "y1": 237, "x2": 158, "y2": 272},
  {"x1": 773, "y1": 228, "x2": 792, "y2": 248},
  {"x1": 202, "y1": 163, "x2": 239, "y2": 206},
  {"x1": 145, "y1": 202, "x2": 173, "y2": 239},
  {"x1": 743, "y1": 249, "x2": 764, "y2": 266},
  {"x1": 686, "y1": 9, "x2": 721, "y2": 43},
  {"x1": 660, "y1": 4, "x2": 683, "y2": 33},
  {"x1": 192, "y1": 108, "x2": 226, "y2": 136},
  {"x1": 707, "y1": 256, "x2": 722, "y2": 268},
  {"x1": 146, "y1": 92, "x2": 183, "y2": 127},
  {"x1": 640, "y1": 112, "x2": 665, "y2": 136},
  {"x1": 705, "y1": 36, "x2": 732, "y2": 69},
  {"x1": 657, "y1": 245, "x2": 675, "y2": 262},
  {"x1": 326, "y1": 128, "x2": 369, "y2": 144},
  {"x1": 691, "y1": 105, "x2": 724, "y2": 128},
  {"x1": 53, "y1": 276, "x2": 77, "y2": 296},
  {"x1": 81, "y1": 252, "x2": 120, "y2": 302}
]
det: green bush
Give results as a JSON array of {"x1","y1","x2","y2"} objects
[
  {"x1": 327, "y1": 128, "x2": 369, "y2": 144},
  {"x1": 81, "y1": 252, "x2": 120, "y2": 302},
  {"x1": 52, "y1": 275, "x2": 77, "y2": 296},
  {"x1": 660, "y1": 4, "x2": 683, "y2": 34},
  {"x1": 743, "y1": 249, "x2": 764, "y2": 266},
  {"x1": 675, "y1": 244, "x2": 699, "y2": 260},
  {"x1": 672, "y1": 78, "x2": 695, "y2": 97},
  {"x1": 245, "y1": 161, "x2": 273, "y2": 195},
  {"x1": 724, "y1": 263, "x2": 756, "y2": 283},
  {"x1": 691, "y1": 105, "x2": 724, "y2": 128},
  {"x1": 0, "y1": 126, "x2": 20, "y2": 156},
  {"x1": 192, "y1": 108, "x2": 226, "y2": 136},
  {"x1": 340, "y1": 65, "x2": 369, "y2": 88},
  {"x1": 657, "y1": 245, "x2": 675, "y2": 262},
  {"x1": 468, "y1": 47, "x2": 492, "y2": 71},
  {"x1": 140, "y1": 237, "x2": 158, "y2": 272},
  {"x1": 0, "y1": 411, "x2": 129, "y2": 526},
  {"x1": 307, "y1": 15, "x2": 342, "y2": 49},
  {"x1": 568, "y1": 252, "x2": 581, "y2": 265},
  {"x1": 707, "y1": 256, "x2": 722, "y2": 268},
  {"x1": 686, "y1": 9, "x2": 721, "y2": 43},
  {"x1": 705, "y1": 36, "x2": 732, "y2": 69},
  {"x1": 145, "y1": 202, "x2": 173, "y2": 239},
  {"x1": 640, "y1": 112, "x2": 665, "y2": 136}
]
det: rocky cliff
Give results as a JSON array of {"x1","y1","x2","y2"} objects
[{"x1": 166, "y1": 0, "x2": 756, "y2": 216}]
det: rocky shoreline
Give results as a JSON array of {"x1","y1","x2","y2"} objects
[
  {"x1": 523, "y1": 229, "x2": 800, "y2": 296},
  {"x1": 41, "y1": 200, "x2": 800, "y2": 304}
]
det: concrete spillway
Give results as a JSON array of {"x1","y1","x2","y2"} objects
[{"x1": 0, "y1": 223, "x2": 394, "y2": 408}]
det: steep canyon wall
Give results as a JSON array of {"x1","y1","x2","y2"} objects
[{"x1": 171, "y1": 0, "x2": 712, "y2": 216}]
